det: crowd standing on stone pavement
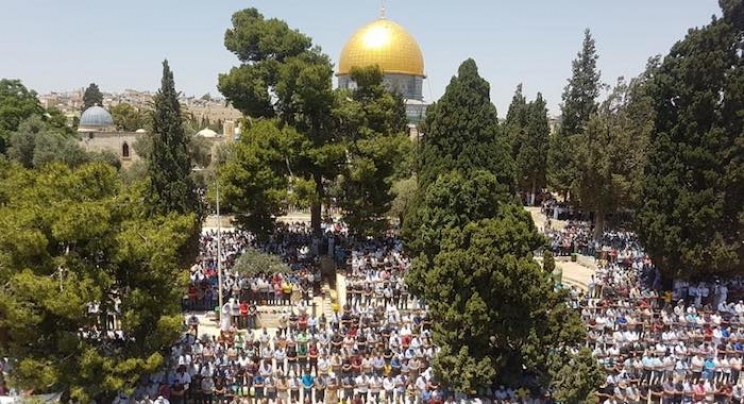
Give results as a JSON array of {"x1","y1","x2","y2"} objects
[
  {"x1": 570, "y1": 228, "x2": 744, "y2": 404},
  {"x1": 98, "y1": 202, "x2": 744, "y2": 404},
  {"x1": 116, "y1": 223, "x2": 460, "y2": 404}
]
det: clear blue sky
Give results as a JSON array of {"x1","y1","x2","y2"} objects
[{"x1": 0, "y1": 0, "x2": 720, "y2": 115}]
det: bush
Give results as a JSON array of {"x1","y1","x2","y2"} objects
[{"x1": 233, "y1": 249, "x2": 291, "y2": 276}]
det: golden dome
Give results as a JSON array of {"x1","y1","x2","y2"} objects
[{"x1": 338, "y1": 18, "x2": 425, "y2": 77}]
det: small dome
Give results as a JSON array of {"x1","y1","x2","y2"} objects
[
  {"x1": 135, "y1": 128, "x2": 147, "y2": 133},
  {"x1": 80, "y1": 105, "x2": 114, "y2": 128},
  {"x1": 196, "y1": 128, "x2": 218, "y2": 138}
]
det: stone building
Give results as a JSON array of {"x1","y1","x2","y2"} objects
[
  {"x1": 78, "y1": 105, "x2": 144, "y2": 166},
  {"x1": 77, "y1": 105, "x2": 233, "y2": 168}
]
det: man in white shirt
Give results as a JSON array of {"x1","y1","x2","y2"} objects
[
  {"x1": 383, "y1": 375, "x2": 395, "y2": 402},
  {"x1": 736, "y1": 301, "x2": 744, "y2": 316}
]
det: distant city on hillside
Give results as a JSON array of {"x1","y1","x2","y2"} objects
[{"x1": 38, "y1": 88, "x2": 242, "y2": 124}]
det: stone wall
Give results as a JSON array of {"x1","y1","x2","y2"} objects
[{"x1": 79, "y1": 131, "x2": 143, "y2": 166}]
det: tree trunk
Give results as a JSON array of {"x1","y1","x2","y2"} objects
[
  {"x1": 593, "y1": 209, "x2": 606, "y2": 241},
  {"x1": 311, "y1": 172, "x2": 323, "y2": 235},
  {"x1": 530, "y1": 178, "x2": 537, "y2": 206}
]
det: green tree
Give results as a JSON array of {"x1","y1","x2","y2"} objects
[
  {"x1": 550, "y1": 348, "x2": 604, "y2": 404},
  {"x1": 190, "y1": 134, "x2": 213, "y2": 168},
  {"x1": 515, "y1": 94, "x2": 550, "y2": 205},
  {"x1": 110, "y1": 103, "x2": 149, "y2": 132},
  {"x1": 406, "y1": 59, "x2": 513, "y2": 254},
  {"x1": 233, "y1": 249, "x2": 291, "y2": 276},
  {"x1": 389, "y1": 176, "x2": 417, "y2": 227},
  {"x1": 411, "y1": 199, "x2": 584, "y2": 392},
  {"x1": 32, "y1": 131, "x2": 91, "y2": 168},
  {"x1": 0, "y1": 79, "x2": 43, "y2": 153},
  {"x1": 218, "y1": 8, "x2": 343, "y2": 233},
  {"x1": 7, "y1": 115, "x2": 46, "y2": 168},
  {"x1": 573, "y1": 77, "x2": 654, "y2": 239},
  {"x1": 219, "y1": 119, "x2": 297, "y2": 237},
  {"x1": 45, "y1": 106, "x2": 75, "y2": 136},
  {"x1": 8, "y1": 115, "x2": 116, "y2": 170},
  {"x1": 406, "y1": 170, "x2": 512, "y2": 265},
  {"x1": 0, "y1": 162, "x2": 195, "y2": 402},
  {"x1": 147, "y1": 60, "x2": 201, "y2": 218},
  {"x1": 82, "y1": 83, "x2": 103, "y2": 111},
  {"x1": 548, "y1": 29, "x2": 601, "y2": 196},
  {"x1": 504, "y1": 84, "x2": 528, "y2": 163},
  {"x1": 417, "y1": 59, "x2": 513, "y2": 192},
  {"x1": 405, "y1": 59, "x2": 585, "y2": 394},
  {"x1": 335, "y1": 66, "x2": 409, "y2": 235},
  {"x1": 638, "y1": 1, "x2": 744, "y2": 279}
]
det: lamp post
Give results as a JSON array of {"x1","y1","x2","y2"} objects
[
  {"x1": 195, "y1": 166, "x2": 224, "y2": 321},
  {"x1": 216, "y1": 173, "x2": 224, "y2": 320}
]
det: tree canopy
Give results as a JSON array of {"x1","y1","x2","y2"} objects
[
  {"x1": 8, "y1": 115, "x2": 120, "y2": 170},
  {"x1": 0, "y1": 161, "x2": 195, "y2": 402},
  {"x1": 0, "y1": 79, "x2": 44, "y2": 154},
  {"x1": 110, "y1": 103, "x2": 149, "y2": 132},
  {"x1": 637, "y1": 1, "x2": 744, "y2": 279},
  {"x1": 572, "y1": 76, "x2": 655, "y2": 239},
  {"x1": 219, "y1": 119, "x2": 296, "y2": 237},
  {"x1": 233, "y1": 249, "x2": 291, "y2": 276},
  {"x1": 509, "y1": 92, "x2": 550, "y2": 205},
  {"x1": 335, "y1": 66, "x2": 409, "y2": 235},
  {"x1": 218, "y1": 8, "x2": 342, "y2": 233},
  {"x1": 404, "y1": 58, "x2": 590, "y2": 396}
]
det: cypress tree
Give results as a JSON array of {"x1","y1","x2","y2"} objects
[
  {"x1": 406, "y1": 60, "x2": 588, "y2": 395},
  {"x1": 147, "y1": 60, "x2": 201, "y2": 219},
  {"x1": 548, "y1": 29, "x2": 601, "y2": 196},
  {"x1": 417, "y1": 59, "x2": 513, "y2": 192},
  {"x1": 504, "y1": 84, "x2": 528, "y2": 163}
]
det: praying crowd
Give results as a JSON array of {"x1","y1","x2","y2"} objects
[
  {"x1": 576, "y1": 231, "x2": 744, "y2": 404},
  {"x1": 116, "y1": 224, "x2": 458, "y2": 404},
  {"x1": 187, "y1": 227, "x2": 323, "y2": 312},
  {"x1": 107, "y1": 207, "x2": 744, "y2": 404}
]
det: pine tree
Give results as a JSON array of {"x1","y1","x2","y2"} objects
[
  {"x1": 82, "y1": 83, "x2": 103, "y2": 111},
  {"x1": 0, "y1": 162, "x2": 196, "y2": 402},
  {"x1": 638, "y1": 0, "x2": 744, "y2": 278},
  {"x1": 218, "y1": 8, "x2": 340, "y2": 234},
  {"x1": 147, "y1": 60, "x2": 201, "y2": 219},
  {"x1": 548, "y1": 29, "x2": 601, "y2": 196},
  {"x1": 335, "y1": 66, "x2": 409, "y2": 235}
]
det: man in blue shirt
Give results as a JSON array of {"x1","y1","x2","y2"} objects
[
  {"x1": 253, "y1": 374, "x2": 265, "y2": 401},
  {"x1": 703, "y1": 357, "x2": 716, "y2": 381},
  {"x1": 302, "y1": 368, "x2": 314, "y2": 402}
]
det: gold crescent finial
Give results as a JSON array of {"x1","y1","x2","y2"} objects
[{"x1": 380, "y1": 0, "x2": 386, "y2": 18}]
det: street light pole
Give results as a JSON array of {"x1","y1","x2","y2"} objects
[{"x1": 216, "y1": 174, "x2": 223, "y2": 319}]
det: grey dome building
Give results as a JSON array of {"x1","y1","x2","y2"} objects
[{"x1": 78, "y1": 105, "x2": 115, "y2": 132}]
